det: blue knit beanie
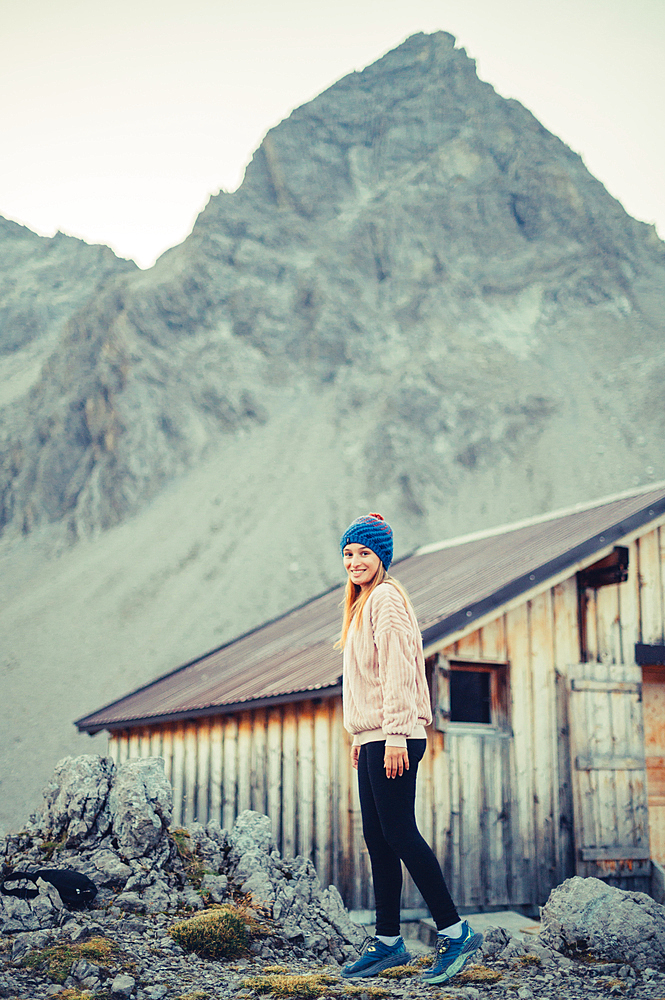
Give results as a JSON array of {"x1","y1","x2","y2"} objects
[{"x1": 340, "y1": 513, "x2": 393, "y2": 570}]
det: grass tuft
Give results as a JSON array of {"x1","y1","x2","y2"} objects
[
  {"x1": 168, "y1": 904, "x2": 254, "y2": 959},
  {"x1": 378, "y1": 964, "x2": 420, "y2": 978},
  {"x1": 170, "y1": 828, "x2": 207, "y2": 887},
  {"x1": 457, "y1": 964, "x2": 503, "y2": 983},
  {"x1": 38, "y1": 834, "x2": 67, "y2": 861},
  {"x1": 339, "y1": 985, "x2": 390, "y2": 998},
  {"x1": 240, "y1": 971, "x2": 337, "y2": 997},
  {"x1": 513, "y1": 953, "x2": 541, "y2": 967}
]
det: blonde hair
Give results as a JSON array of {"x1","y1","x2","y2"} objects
[{"x1": 335, "y1": 565, "x2": 415, "y2": 649}]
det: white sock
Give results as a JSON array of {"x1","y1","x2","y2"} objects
[
  {"x1": 439, "y1": 920, "x2": 464, "y2": 938},
  {"x1": 376, "y1": 934, "x2": 400, "y2": 946}
]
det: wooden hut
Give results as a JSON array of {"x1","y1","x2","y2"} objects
[{"x1": 77, "y1": 483, "x2": 665, "y2": 912}]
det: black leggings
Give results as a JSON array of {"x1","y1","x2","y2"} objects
[{"x1": 357, "y1": 739, "x2": 459, "y2": 936}]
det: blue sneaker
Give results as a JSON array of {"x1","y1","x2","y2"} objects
[
  {"x1": 340, "y1": 936, "x2": 411, "y2": 978},
  {"x1": 420, "y1": 922, "x2": 483, "y2": 984}
]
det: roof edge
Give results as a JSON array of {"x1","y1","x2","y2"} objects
[
  {"x1": 416, "y1": 479, "x2": 665, "y2": 557},
  {"x1": 78, "y1": 683, "x2": 343, "y2": 735}
]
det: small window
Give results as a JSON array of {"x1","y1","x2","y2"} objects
[
  {"x1": 450, "y1": 669, "x2": 491, "y2": 723},
  {"x1": 428, "y1": 656, "x2": 510, "y2": 731}
]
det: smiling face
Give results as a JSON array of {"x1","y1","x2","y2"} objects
[{"x1": 342, "y1": 542, "x2": 382, "y2": 590}]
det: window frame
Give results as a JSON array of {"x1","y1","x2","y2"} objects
[{"x1": 428, "y1": 653, "x2": 511, "y2": 733}]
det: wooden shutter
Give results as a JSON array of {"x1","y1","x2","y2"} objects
[{"x1": 567, "y1": 664, "x2": 651, "y2": 889}]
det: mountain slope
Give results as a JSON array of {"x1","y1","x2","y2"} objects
[{"x1": 2, "y1": 30, "x2": 663, "y2": 541}]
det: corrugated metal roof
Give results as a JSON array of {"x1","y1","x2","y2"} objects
[{"x1": 77, "y1": 483, "x2": 665, "y2": 733}]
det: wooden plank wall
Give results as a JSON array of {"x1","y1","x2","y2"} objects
[
  {"x1": 440, "y1": 580, "x2": 577, "y2": 909},
  {"x1": 585, "y1": 528, "x2": 665, "y2": 664}
]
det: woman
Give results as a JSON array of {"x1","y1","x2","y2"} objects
[{"x1": 338, "y1": 513, "x2": 482, "y2": 984}]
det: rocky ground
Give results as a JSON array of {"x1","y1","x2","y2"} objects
[
  {"x1": 2, "y1": 906, "x2": 665, "y2": 1000},
  {"x1": 2, "y1": 756, "x2": 665, "y2": 1000}
]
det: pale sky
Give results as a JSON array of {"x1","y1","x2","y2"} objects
[{"x1": 1, "y1": 0, "x2": 663, "y2": 269}]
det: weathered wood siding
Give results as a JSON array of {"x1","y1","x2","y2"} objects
[{"x1": 108, "y1": 521, "x2": 665, "y2": 911}]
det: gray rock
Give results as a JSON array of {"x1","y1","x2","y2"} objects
[
  {"x1": 91, "y1": 849, "x2": 132, "y2": 886},
  {"x1": 179, "y1": 884, "x2": 205, "y2": 910},
  {"x1": 479, "y1": 924, "x2": 511, "y2": 958},
  {"x1": 228, "y1": 810, "x2": 274, "y2": 856},
  {"x1": 501, "y1": 937, "x2": 528, "y2": 960},
  {"x1": 204, "y1": 819, "x2": 228, "y2": 848},
  {"x1": 116, "y1": 891, "x2": 146, "y2": 913},
  {"x1": 71, "y1": 959, "x2": 101, "y2": 982},
  {"x1": 240, "y1": 869, "x2": 275, "y2": 905},
  {"x1": 111, "y1": 973, "x2": 136, "y2": 998},
  {"x1": 186, "y1": 824, "x2": 224, "y2": 873},
  {"x1": 540, "y1": 875, "x2": 665, "y2": 970},
  {"x1": 142, "y1": 878, "x2": 175, "y2": 913},
  {"x1": 201, "y1": 873, "x2": 228, "y2": 904},
  {"x1": 0, "y1": 881, "x2": 60, "y2": 933},
  {"x1": 37, "y1": 755, "x2": 116, "y2": 844},
  {"x1": 11, "y1": 933, "x2": 40, "y2": 962},
  {"x1": 109, "y1": 757, "x2": 172, "y2": 859},
  {"x1": 522, "y1": 940, "x2": 556, "y2": 965}
]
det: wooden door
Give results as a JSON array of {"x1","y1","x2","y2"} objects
[
  {"x1": 643, "y1": 665, "x2": 665, "y2": 864},
  {"x1": 567, "y1": 664, "x2": 651, "y2": 890}
]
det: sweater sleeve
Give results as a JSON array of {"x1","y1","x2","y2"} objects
[{"x1": 370, "y1": 586, "x2": 418, "y2": 744}]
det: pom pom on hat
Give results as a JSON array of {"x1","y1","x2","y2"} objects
[{"x1": 340, "y1": 512, "x2": 393, "y2": 570}]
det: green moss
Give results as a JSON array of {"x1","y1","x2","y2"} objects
[
  {"x1": 38, "y1": 833, "x2": 67, "y2": 860},
  {"x1": 21, "y1": 937, "x2": 119, "y2": 984}
]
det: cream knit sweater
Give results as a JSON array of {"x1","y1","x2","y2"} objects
[{"x1": 342, "y1": 581, "x2": 432, "y2": 748}]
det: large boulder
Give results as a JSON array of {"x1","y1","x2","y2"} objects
[
  {"x1": 540, "y1": 876, "x2": 665, "y2": 970},
  {"x1": 36, "y1": 755, "x2": 116, "y2": 845},
  {"x1": 108, "y1": 757, "x2": 172, "y2": 859}
]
